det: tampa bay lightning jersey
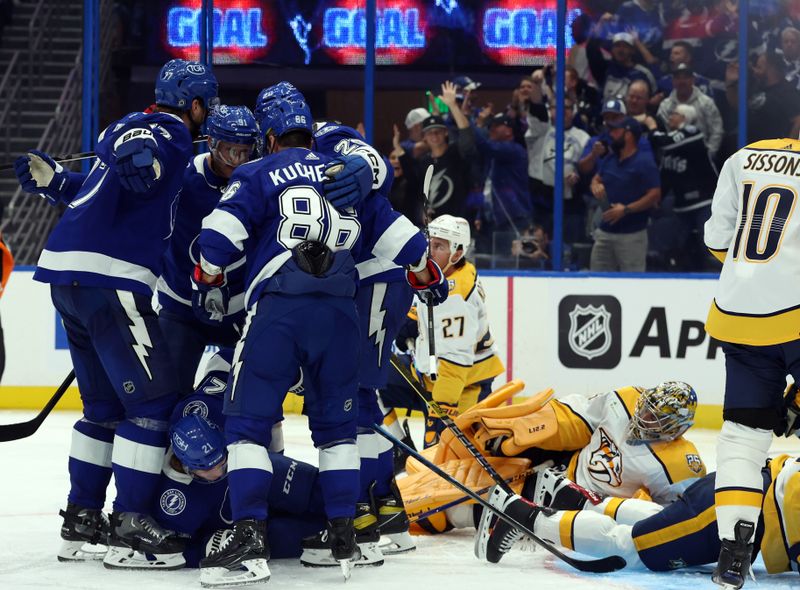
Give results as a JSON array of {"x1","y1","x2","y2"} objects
[
  {"x1": 199, "y1": 147, "x2": 426, "y2": 309},
  {"x1": 34, "y1": 111, "x2": 193, "y2": 296},
  {"x1": 157, "y1": 153, "x2": 246, "y2": 324},
  {"x1": 313, "y1": 122, "x2": 419, "y2": 285}
]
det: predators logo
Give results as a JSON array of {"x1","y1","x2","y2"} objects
[
  {"x1": 587, "y1": 427, "x2": 623, "y2": 487},
  {"x1": 686, "y1": 453, "x2": 703, "y2": 474}
]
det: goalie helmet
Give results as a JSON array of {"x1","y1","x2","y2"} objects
[
  {"x1": 170, "y1": 414, "x2": 226, "y2": 474},
  {"x1": 155, "y1": 59, "x2": 219, "y2": 111},
  {"x1": 429, "y1": 214, "x2": 471, "y2": 258},
  {"x1": 625, "y1": 381, "x2": 697, "y2": 445}
]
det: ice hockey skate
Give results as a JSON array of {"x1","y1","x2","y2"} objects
[
  {"x1": 103, "y1": 511, "x2": 186, "y2": 570},
  {"x1": 712, "y1": 520, "x2": 756, "y2": 590},
  {"x1": 300, "y1": 516, "x2": 375, "y2": 579},
  {"x1": 57, "y1": 502, "x2": 110, "y2": 562},
  {"x1": 372, "y1": 481, "x2": 416, "y2": 555},
  {"x1": 200, "y1": 519, "x2": 270, "y2": 588},
  {"x1": 475, "y1": 485, "x2": 551, "y2": 563}
]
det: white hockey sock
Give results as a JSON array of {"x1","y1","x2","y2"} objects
[
  {"x1": 714, "y1": 420, "x2": 772, "y2": 541},
  {"x1": 381, "y1": 407, "x2": 407, "y2": 440},
  {"x1": 533, "y1": 510, "x2": 641, "y2": 568},
  {"x1": 587, "y1": 497, "x2": 664, "y2": 525}
]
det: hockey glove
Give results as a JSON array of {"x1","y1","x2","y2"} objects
[
  {"x1": 14, "y1": 150, "x2": 69, "y2": 204},
  {"x1": 113, "y1": 128, "x2": 161, "y2": 193},
  {"x1": 406, "y1": 258, "x2": 448, "y2": 306},
  {"x1": 323, "y1": 154, "x2": 373, "y2": 209},
  {"x1": 191, "y1": 264, "x2": 230, "y2": 325},
  {"x1": 775, "y1": 382, "x2": 800, "y2": 438}
]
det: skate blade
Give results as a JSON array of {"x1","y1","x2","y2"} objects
[
  {"x1": 57, "y1": 540, "x2": 108, "y2": 562},
  {"x1": 102, "y1": 546, "x2": 185, "y2": 570},
  {"x1": 301, "y1": 543, "x2": 382, "y2": 568},
  {"x1": 379, "y1": 532, "x2": 416, "y2": 555},
  {"x1": 340, "y1": 558, "x2": 352, "y2": 581},
  {"x1": 200, "y1": 558, "x2": 271, "y2": 588}
]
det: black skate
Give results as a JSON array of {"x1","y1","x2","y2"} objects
[
  {"x1": 712, "y1": 520, "x2": 756, "y2": 590},
  {"x1": 371, "y1": 481, "x2": 416, "y2": 555},
  {"x1": 528, "y1": 466, "x2": 603, "y2": 510},
  {"x1": 475, "y1": 485, "x2": 552, "y2": 563},
  {"x1": 200, "y1": 519, "x2": 270, "y2": 588},
  {"x1": 300, "y1": 516, "x2": 383, "y2": 580},
  {"x1": 57, "y1": 502, "x2": 110, "y2": 562},
  {"x1": 103, "y1": 511, "x2": 186, "y2": 570},
  {"x1": 392, "y1": 419, "x2": 416, "y2": 475}
]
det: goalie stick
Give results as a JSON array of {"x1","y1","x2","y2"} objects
[
  {"x1": 373, "y1": 424, "x2": 625, "y2": 573},
  {"x1": 0, "y1": 370, "x2": 75, "y2": 442}
]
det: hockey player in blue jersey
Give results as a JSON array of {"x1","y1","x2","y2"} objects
[
  {"x1": 157, "y1": 105, "x2": 259, "y2": 394},
  {"x1": 13, "y1": 59, "x2": 218, "y2": 569},
  {"x1": 194, "y1": 97, "x2": 447, "y2": 585}
]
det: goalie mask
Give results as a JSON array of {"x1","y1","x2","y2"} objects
[{"x1": 625, "y1": 381, "x2": 697, "y2": 445}]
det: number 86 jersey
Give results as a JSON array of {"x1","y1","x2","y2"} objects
[{"x1": 704, "y1": 139, "x2": 800, "y2": 346}]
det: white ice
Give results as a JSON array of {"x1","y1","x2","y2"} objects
[{"x1": 1, "y1": 411, "x2": 799, "y2": 590}]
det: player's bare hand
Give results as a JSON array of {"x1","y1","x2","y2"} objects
[
  {"x1": 392, "y1": 124, "x2": 402, "y2": 151},
  {"x1": 439, "y1": 81, "x2": 459, "y2": 108},
  {"x1": 591, "y1": 141, "x2": 608, "y2": 159},
  {"x1": 602, "y1": 203, "x2": 626, "y2": 224},
  {"x1": 590, "y1": 177, "x2": 606, "y2": 199}
]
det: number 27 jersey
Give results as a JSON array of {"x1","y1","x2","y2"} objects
[{"x1": 704, "y1": 139, "x2": 800, "y2": 346}]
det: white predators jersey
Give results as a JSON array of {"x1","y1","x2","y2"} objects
[
  {"x1": 414, "y1": 261, "x2": 500, "y2": 375},
  {"x1": 704, "y1": 138, "x2": 800, "y2": 345},
  {"x1": 563, "y1": 387, "x2": 706, "y2": 503}
]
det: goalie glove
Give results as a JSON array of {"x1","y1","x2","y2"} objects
[
  {"x1": 14, "y1": 150, "x2": 70, "y2": 204},
  {"x1": 406, "y1": 258, "x2": 448, "y2": 306},
  {"x1": 191, "y1": 264, "x2": 229, "y2": 325},
  {"x1": 113, "y1": 127, "x2": 161, "y2": 193},
  {"x1": 774, "y1": 382, "x2": 800, "y2": 438}
]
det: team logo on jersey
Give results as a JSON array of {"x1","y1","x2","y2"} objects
[
  {"x1": 686, "y1": 453, "x2": 703, "y2": 474},
  {"x1": 558, "y1": 295, "x2": 621, "y2": 369},
  {"x1": 182, "y1": 400, "x2": 209, "y2": 419},
  {"x1": 220, "y1": 180, "x2": 241, "y2": 202},
  {"x1": 160, "y1": 488, "x2": 187, "y2": 516},
  {"x1": 586, "y1": 427, "x2": 623, "y2": 487}
]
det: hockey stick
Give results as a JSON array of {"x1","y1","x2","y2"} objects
[
  {"x1": 373, "y1": 424, "x2": 626, "y2": 573},
  {"x1": 420, "y1": 164, "x2": 438, "y2": 381},
  {"x1": 406, "y1": 462, "x2": 548, "y2": 525},
  {"x1": 0, "y1": 137, "x2": 211, "y2": 172},
  {"x1": 0, "y1": 370, "x2": 75, "y2": 442}
]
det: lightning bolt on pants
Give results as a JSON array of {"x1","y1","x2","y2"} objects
[{"x1": 51, "y1": 285, "x2": 180, "y2": 514}]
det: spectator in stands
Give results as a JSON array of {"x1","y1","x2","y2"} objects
[
  {"x1": 472, "y1": 111, "x2": 531, "y2": 256},
  {"x1": 566, "y1": 65, "x2": 602, "y2": 135},
  {"x1": 588, "y1": 32, "x2": 657, "y2": 102},
  {"x1": 653, "y1": 41, "x2": 714, "y2": 109},
  {"x1": 396, "y1": 92, "x2": 479, "y2": 225},
  {"x1": 390, "y1": 127, "x2": 424, "y2": 228},
  {"x1": 511, "y1": 224, "x2": 551, "y2": 270},
  {"x1": 507, "y1": 76, "x2": 535, "y2": 146},
  {"x1": 626, "y1": 80, "x2": 659, "y2": 134},
  {"x1": 728, "y1": 51, "x2": 800, "y2": 142},
  {"x1": 526, "y1": 94, "x2": 590, "y2": 243},
  {"x1": 657, "y1": 63, "x2": 724, "y2": 157},
  {"x1": 615, "y1": 0, "x2": 663, "y2": 59},
  {"x1": 401, "y1": 107, "x2": 430, "y2": 157},
  {"x1": 589, "y1": 117, "x2": 661, "y2": 272},
  {"x1": 780, "y1": 27, "x2": 800, "y2": 89},
  {"x1": 649, "y1": 104, "x2": 718, "y2": 271}
]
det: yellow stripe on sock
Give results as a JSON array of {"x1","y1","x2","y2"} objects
[
  {"x1": 384, "y1": 409, "x2": 399, "y2": 426},
  {"x1": 604, "y1": 497, "x2": 625, "y2": 520},
  {"x1": 633, "y1": 506, "x2": 716, "y2": 552},
  {"x1": 715, "y1": 489, "x2": 764, "y2": 509},
  {"x1": 559, "y1": 511, "x2": 579, "y2": 551}
]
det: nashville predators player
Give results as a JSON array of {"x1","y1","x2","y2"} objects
[
  {"x1": 379, "y1": 215, "x2": 504, "y2": 449},
  {"x1": 704, "y1": 138, "x2": 800, "y2": 588},
  {"x1": 477, "y1": 454, "x2": 800, "y2": 583},
  {"x1": 398, "y1": 381, "x2": 706, "y2": 534}
]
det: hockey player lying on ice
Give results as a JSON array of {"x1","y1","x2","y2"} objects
[
  {"x1": 475, "y1": 454, "x2": 800, "y2": 581},
  {"x1": 398, "y1": 380, "x2": 706, "y2": 533}
]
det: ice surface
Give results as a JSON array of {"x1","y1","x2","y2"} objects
[{"x1": 1, "y1": 411, "x2": 798, "y2": 590}]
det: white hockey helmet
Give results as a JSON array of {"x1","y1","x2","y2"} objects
[{"x1": 428, "y1": 214, "x2": 471, "y2": 260}]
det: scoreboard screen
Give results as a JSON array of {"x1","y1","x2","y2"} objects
[{"x1": 149, "y1": 0, "x2": 588, "y2": 68}]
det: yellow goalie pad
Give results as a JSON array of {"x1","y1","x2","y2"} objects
[{"x1": 399, "y1": 455, "x2": 532, "y2": 534}]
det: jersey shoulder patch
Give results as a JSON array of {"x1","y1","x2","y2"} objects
[
  {"x1": 448, "y1": 262, "x2": 477, "y2": 301},
  {"x1": 649, "y1": 436, "x2": 707, "y2": 483}
]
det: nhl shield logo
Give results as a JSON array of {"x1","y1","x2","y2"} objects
[
  {"x1": 568, "y1": 304, "x2": 612, "y2": 360},
  {"x1": 558, "y1": 295, "x2": 621, "y2": 369}
]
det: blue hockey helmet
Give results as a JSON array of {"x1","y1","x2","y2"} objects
[
  {"x1": 170, "y1": 414, "x2": 226, "y2": 472},
  {"x1": 259, "y1": 98, "x2": 313, "y2": 139},
  {"x1": 155, "y1": 59, "x2": 219, "y2": 111},
  {"x1": 254, "y1": 81, "x2": 304, "y2": 121},
  {"x1": 207, "y1": 105, "x2": 259, "y2": 145}
]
